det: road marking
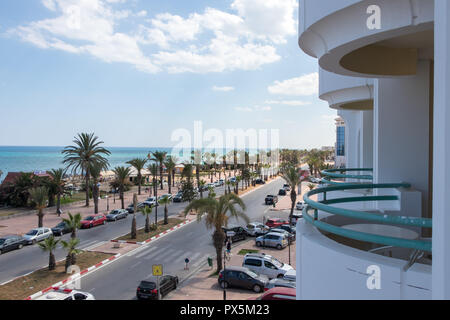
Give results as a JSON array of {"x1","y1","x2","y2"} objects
[
  {"x1": 130, "y1": 261, "x2": 142, "y2": 269},
  {"x1": 134, "y1": 246, "x2": 159, "y2": 259}
]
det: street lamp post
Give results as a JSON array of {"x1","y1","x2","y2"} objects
[
  {"x1": 223, "y1": 247, "x2": 227, "y2": 301},
  {"x1": 106, "y1": 195, "x2": 109, "y2": 211}
]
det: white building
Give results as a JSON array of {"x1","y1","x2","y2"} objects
[{"x1": 297, "y1": 0, "x2": 450, "y2": 299}]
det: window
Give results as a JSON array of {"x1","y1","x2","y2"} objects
[
  {"x1": 336, "y1": 126, "x2": 345, "y2": 156},
  {"x1": 264, "y1": 261, "x2": 277, "y2": 269},
  {"x1": 245, "y1": 259, "x2": 262, "y2": 267}
]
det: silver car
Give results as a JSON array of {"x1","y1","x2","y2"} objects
[
  {"x1": 255, "y1": 232, "x2": 288, "y2": 250},
  {"x1": 106, "y1": 209, "x2": 128, "y2": 221},
  {"x1": 265, "y1": 278, "x2": 296, "y2": 291},
  {"x1": 245, "y1": 222, "x2": 269, "y2": 236},
  {"x1": 23, "y1": 227, "x2": 53, "y2": 245}
]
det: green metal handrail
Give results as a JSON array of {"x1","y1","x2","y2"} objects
[
  {"x1": 320, "y1": 168, "x2": 373, "y2": 185},
  {"x1": 302, "y1": 183, "x2": 432, "y2": 252}
]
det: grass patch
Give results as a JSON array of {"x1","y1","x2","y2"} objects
[
  {"x1": 238, "y1": 249, "x2": 259, "y2": 255},
  {"x1": 0, "y1": 251, "x2": 112, "y2": 300},
  {"x1": 0, "y1": 208, "x2": 27, "y2": 218},
  {"x1": 209, "y1": 270, "x2": 219, "y2": 277},
  {"x1": 116, "y1": 218, "x2": 183, "y2": 243}
]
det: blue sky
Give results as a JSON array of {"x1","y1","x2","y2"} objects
[{"x1": 0, "y1": 0, "x2": 336, "y2": 149}]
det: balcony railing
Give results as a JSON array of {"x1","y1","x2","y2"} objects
[
  {"x1": 321, "y1": 168, "x2": 373, "y2": 185},
  {"x1": 302, "y1": 183, "x2": 432, "y2": 252}
]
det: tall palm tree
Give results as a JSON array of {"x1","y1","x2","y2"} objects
[
  {"x1": 181, "y1": 163, "x2": 194, "y2": 183},
  {"x1": 170, "y1": 156, "x2": 179, "y2": 187},
  {"x1": 29, "y1": 186, "x2": 48, "y2": 228},
  {"x1": 148, "y1": 163, "x2": 159, "y2": 222},
  {"x1": 281, "y1": 165, "x2": 302, "y2": 224},
  {"x1": 184, "y1": 193, "x2": 248, "y2": 273},
  {"x1": 48, "y1": 168, "x2": 67, "y2": 215},
  {"x1": 63, "y1": 212, "x2": 82, "y2": 239},
  {"x1": 192, "y1": 150, "x2": 202, "y2": 191},
  {"x1": 198, "y1": 179, "x2": 206, "y2": 199},
  {"x1": 150, "y1": 151, "x2": 167, "y2": 190},
  {"x1": 140, "y1": 205, "x2": 153, "y2": 233},
  {"x1": 131, "y1": 194, "x2": 138, "y2": 239},
  {"x1": 164, "y1": 156, "x2": 176, "y2": 195},
  {"x1": 89, "y1": 162, "x2": 106, "y2": 214},
  {"x1": 158, "y1": 196, "x2": 171, "y2": 225},
  {"x1": 113, "y1": 166, "x2": 131, "y2": 209},
  {"x1": 127, "y1": 158, "x2": 147, "y2": 195},
  {"x1": 61, "y1": 238, "x2": 81, "y2": 271},
  {"x1": 62, "y1": 133, "x2": 110, "y2": 207},
  {"x1": 38, "y1": 236, "x2": 59, "y2": 271}
]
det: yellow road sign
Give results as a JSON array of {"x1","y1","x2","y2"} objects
[{"x1": 152, "y1": 264, "x2": 163, "y2": 276}]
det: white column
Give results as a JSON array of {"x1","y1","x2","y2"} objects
[
  {"x1": 432, "y1": 0, "x2": 450, "y2": 300},
  {"x1": 359, "y1": 110, "x2": 373, "y2": 169},
  {"x1": 373, "y1": 60, "x2": 430, "y2": 212}
]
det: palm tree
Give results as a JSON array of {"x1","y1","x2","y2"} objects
[
  {"x1": 89, "y1": 162, "x2": 106, "y2": 214},
  {"x1": 150, "y1": 151, "x2": 167, "y2": 190},
  {"x1": 164, "y1": 156, "x2": 176, "y2": 195},
  {"x1": 61, "y1": 238, "x2": 81, "y2": 271},
  {"x1": 192, "y1": 150, "x2": 203, "y2": 192},
  {"x1": 63, "y1": 212, "x2": 82, "y2": 239},
  {"x1": 113, "y1": 166, "x2": 131, "y2": 209},
  {"x1": 170, "y1": 156, "x2": 179, "y2": 187},
  {"x1": 29, "y1": 186, "x2": 48, "y2": 228},
  {"x1": 199, "y1": 179, "x2": 206, "y2": 199},
  {"x1": 131, "y1": 193, "x2": 138, "y2": 239},
  {"x1": 181, "y1": 163, "x2": 194, "y2": 183},
  {"x1": 48, "y1": 168, "x2": 67, "y2": 215},
  {"x1": 127, "y1": 158, "x2": 147, "y2": 195},
  {"x1": 158, "y1": 196, "x2": 171, "y2": 225},
  {"x1": 62, "y1": 133, "x2": 110, "y2": 207},
  {"x1": 148, "y1": 163, "x2": 159, "y2": 223},
  {"x1": 140, "y1": 205, "x2": 153, "y2": 233},
  {"x1": 38, "y1": 236, "x2": 59, "y2": 271},
  {"x1": 184, "y1": 193, "x2": 248, "y2": 273},
  {"x1": 281, "y1": 165, "x2": 302, "y2": 224}
]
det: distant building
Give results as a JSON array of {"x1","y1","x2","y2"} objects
[{"x1": 335, "y1": 117, "x2": 345, "y2": 168}]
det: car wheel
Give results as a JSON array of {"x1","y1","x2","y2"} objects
[
  {"x1": 220, "y1": 281, "x2": 229, "y2": 289},
  {"x1": 103, "y1": 221, "x2": 106, "y2": 225},
  {"x1": 60, "y1": 231, "x2": 64, "y2": 236},
  {"x1": 18, "y1": 244, "x2": 23, "y2": 249},
  {"x1": 253, "y1": 284, "x2": 262, "y2": 293},
  {"x1": 256, "y1": 241, "x2": 262, "y2": 247},
  {"x1": 90, "y1": 224, "x2": 93, "y2": 228},
  {"x1": 277, "y1": 274, "x2": 284, "y2": 279},
  {"x1": 276, "y1": 244, "x2": 282, "y2": 250},
  {"x1": 32, "y1": 239, "x2": 37, "y2": 245}
]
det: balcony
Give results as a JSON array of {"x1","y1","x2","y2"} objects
[{"x1": 296, "y1": 178, "x2": 432, "y2": 299}]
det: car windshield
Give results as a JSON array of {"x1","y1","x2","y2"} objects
[
  {"x1": 110, "y1": 210, "x2": 119, "y2": 214},
  {"x1": 0, "y1": 239, "x2": 5, "y2": 245},
  {"x1": 84, "y1": 216, "x2": 94, "y2": 221},
  {"x1": 56, "y1": 222, "x2": 66, "y2": 227},
  {"x1": 247, "y1": 270, "x2": 259, "y2": 278},
  {"x1": 271, "y1": 258, "x2": 283, "y2": 268},
  {"x1": 266, "y1": 195, "x2": 273, "y2": 198},
  {"x1": 26, "y1": 230, "x2": 38, "y2": 236},
  {"x1": 139, "y1": 281, "x2": 156, "y2": 289},
  {"x1": 247, "y1": 225, "x2": 254, "y2": 229}
]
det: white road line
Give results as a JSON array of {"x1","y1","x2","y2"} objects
[
  {"x1": 130, "y1": 261, "x2": 142, "y2": 269},
  {"x1": 134, "y1": 246, "x2": 159, "y2": 259},
  {"x1": 145, "y1": 247, "x2": 177, "y2": 261}
]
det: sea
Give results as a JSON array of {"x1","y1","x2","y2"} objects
[{"x1": 0, "y1": 146, "x2": 268, "y2": 183}]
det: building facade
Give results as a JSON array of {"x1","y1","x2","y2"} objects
[{"x1": 297, "y1": 0, "x2": 449, "y2": 299}]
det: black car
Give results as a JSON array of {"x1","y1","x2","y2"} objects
[
  {"x1": 222, "y1": 226, "x2": 247, "y2": 242},
  {"x1": 278, "y1": 189, "x2": 287, "y2": 196},
  {"x1": 279, "y1": 224, "x2": 295, "y2": 234},
  {"x1": 136, "y1": 275, "x2": 179, "y2": 300},
  {"x1": 265, "y1": 195, "x2": 278, "y2": 205},
  {"x1": 51, "y1": 222, "x2": 72, "y2": 236},
  {"x1": 0, "y1": 235, "x2": 27, "y2": 254},
  {"x1": 255, "y1": 179, "x2": 265, "y2": 185},
  {"x1": 218, "y1": 266, "x2": 268, "y2": 293},
  {"x1": 126, "y1": 202, "x2": 151, "y2": 213},
  {"x1": 173, "y1": 193, "x2": 183, "y2": 203}
]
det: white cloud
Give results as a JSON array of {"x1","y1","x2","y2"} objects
[
  {"x1": 268, "y1": 73, "x2": 319, "y2": 96},
  {"x1": 264, "y1": 100, "x2": 311, "y2": 106},
  {"x1": 234, "y1": 105, "x2": 272, "y2": 112},
  {"x1": 213, "y1": 86, "x2": 235, "y2": 92},
  {"x1": 8, "y1": 0, "x2": 297, "y2": 74}
]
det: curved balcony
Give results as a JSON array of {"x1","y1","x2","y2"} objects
[
  {"x1": 320, "y1": 168, "x2": 373, "y2": 185},
  {"x1": 319, "y1": 67, "x2": 374, "y2": 110},
  {"x1": 303, "y1": 183, "x2": 432, "y2": 252},
  {"x1": 298, "y1": 0, "x2": 434, "y2": 77}
]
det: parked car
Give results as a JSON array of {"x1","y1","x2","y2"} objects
[
  {"x1": 218, "y1": 266, "x2": 268, "y2": 293},
  {"x1": 283, "y1": 269, "x2": 296, "y2": 282},
  {"x1": 136, "y1": 275, "x2": 178, "y2": 300},
  {"x1": 51, "y1": 222, "x2": 71, "y2": 236},
  {"x1": 279, "y1": 224, "x2": 296, "y2": 235},
  {"x1": 255, "y1": 287, "x2": 296, "y2": 300},
  {"x1": 145, "y1": 197, "x2": 158, "y2": 206},
  {"x1": 296, "y1": 201, "x2": 304, "y2": 211},
  {"x1": 265, "y1": 218, "x2": 289, "y2": 228},
  {"x1": 242, "y1": 253, "x2": 294, "y2": 279},
  {"x1": 244, "y1": 222, "x2": 269, "y2": 236},
  {"x1": 80, "y1": 214, "x2": 107, "y2": 229},
  {"x1": 222, "y1": 226, "x2": 247, "y2": 242},
  {"x1": 158, "y1": 194, "x2": 173, "y2": 201},
  {"x1": 229, "y1": 177, "x2": 237, "y2": 183},
  {"x1": 269, "y1": 228, "x2": 295, "y2": 242},
  {"x1": 106, "y1": 209, "x2": 128, "y2": 221},
  {"x1": 0, "y1": 235, "x2": 27, "y2": 254},
  {"x1": 283, "y1": 184, "x2": 291, "y2": 191},
  {"x1": 278, "y1": 188, "x2": 287, "y2": 196},
  {"x1": 173, "y1": 193, "x2": 183, "y2": 203},
  {"x1": 265, "y1": 195, "x2": 278, "y2": 205},
  {"x1": 23, "y1": 228, "x2": 53, "y2": 245},
  {"x1": 35, "y1": 288, "x2": 95, "y2": 300},
  {"x1": 290, "y1": 213, "x2": 303, "y2": 225},
  {"x1": 264, "y1": 278, "x2": 296, "y2": 292},
  {"x1": 218, "y1": 179, "x2": 225, "y2": 186},
  {"x1": 127, "y1": 202, "x2": 152, "y2": 213},
  {"x1": 255, "y1": 232, "x2": 288, "y2": 250},
  {"x1": 255, "y1": 179, "x2": 265, "y2": 185}
]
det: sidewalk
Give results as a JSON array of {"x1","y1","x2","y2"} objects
[{"x1": 167, "y1": 238, "x2": 296, "y2": 300}]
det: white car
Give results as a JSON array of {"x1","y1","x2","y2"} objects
[
  {"x1": 245, "y1": 222, "x2": 269, "y2": 236},
  {"x1": 296, "y1": 201, "x2": 304, "y2": 211},
  {"x1": 207, "y1": 183, "x2": 216, "y2": 189},
  {"x1": 283, "y1": 269, "x2": 296, "y2": 282},
  {"x1": 23, "y1": 228, "x2": 53, "y2": 245},
  {"x1": 36, "y1": 288, "x2": 95, "y2": 300},
  {"x1": 242, "y1": 253, "x2": 294, "y2": 279}
]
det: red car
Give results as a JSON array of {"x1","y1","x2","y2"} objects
[
  {"x1": 80, "y1": 214, "x2": 107, "y2": 229},
  {"x1": 255, "y1": 287, "x2": 296, "y2": 300},
  {"x1": 265, "y1": 218, "x2": 289, "y2": 228}
]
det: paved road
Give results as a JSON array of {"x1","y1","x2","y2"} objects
[
  {"x1": 75, "y1": 178, "x2": 285, "y2": 300},
  {"x1": 0, "y1": 185, "x2": 229, "y2": 284}
]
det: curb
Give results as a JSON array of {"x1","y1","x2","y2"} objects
[
  {"x1": 109, "y1": 219, "x2": 194, "y2": 245},
  {"x1": 25, "y1": 253, "x2": 121, "y2": 300}
]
